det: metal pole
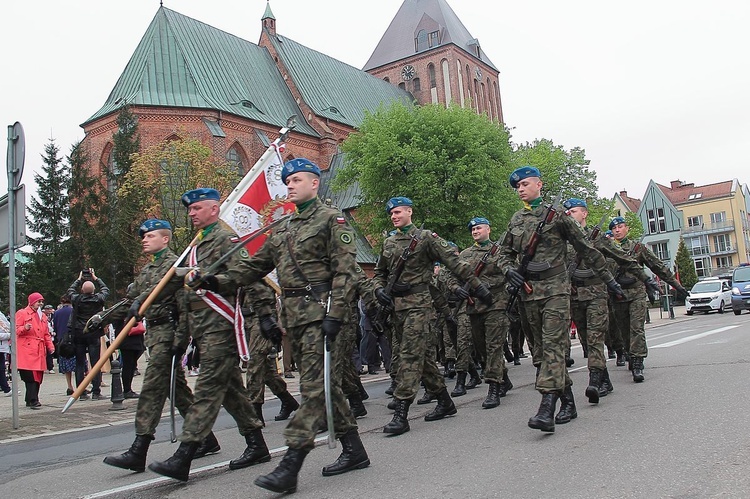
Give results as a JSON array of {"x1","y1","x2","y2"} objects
[{"x1": 7, "y1": 125, "x2": 18, "y2": 429}]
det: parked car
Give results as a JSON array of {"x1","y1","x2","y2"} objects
[
  {"x1": 731, "y1": 263, "x2": 750, "y2": 315},
  {"x1": 686, "y1": 277, "x2": 732, "y2": 315}
]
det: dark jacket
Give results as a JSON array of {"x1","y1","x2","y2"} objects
[{"x1": 66, "y1": 278, "x2": 110, "y2": 335}]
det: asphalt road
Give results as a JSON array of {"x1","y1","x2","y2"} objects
[{"x1": 2, "y1": 310, "x2": 749, "y2": 498}]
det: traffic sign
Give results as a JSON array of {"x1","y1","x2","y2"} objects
[
  {"x1": 7, "y1": 121, "x2": 25, "y2": 189},
  {"x1": 0, "y1": 184, "x2": 26, "y2": 254}
]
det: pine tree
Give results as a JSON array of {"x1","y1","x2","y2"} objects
[{"x1": 675, "y1": 237, "x2": 698, "y2": 291}]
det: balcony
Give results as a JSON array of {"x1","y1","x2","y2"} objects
[
  {"x1": 688, "y1": 245, "x2": 710, "y2": 257},
  {"x1": 681, "y1": 219, "x2": 734, "y2": 236},
  {"x1": 710, "y1": 246, "x2": 735, "y2": 257}
]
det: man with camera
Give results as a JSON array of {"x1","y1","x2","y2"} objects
[{"x1": 66, "y1": 268, "x2": 109, "y2": 400}]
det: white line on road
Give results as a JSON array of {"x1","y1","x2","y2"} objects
[{"x1": 651, "y1": 325, "x2": 741, "y2": 348}]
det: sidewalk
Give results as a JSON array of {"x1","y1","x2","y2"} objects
[{"x1": 645, "y1": 304, "x2": 693, "y2": 329}]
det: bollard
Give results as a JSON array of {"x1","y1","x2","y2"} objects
[{"x1": 109, "y1": 358, "x2": 125, "y2": 411}]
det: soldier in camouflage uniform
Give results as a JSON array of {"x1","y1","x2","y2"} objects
[
  {"x1": 149, "y1": 189, "x2": 270, "y2": 482},
  {"x1": 563, "y1": 200, "x2": 657, "y2": 403},
  {"x1": 432, "y1": 263, "x2": 458, "y2": 378},
  {"x1": 448, "y1": 217, "x2": 513, "y2": 409},
  {"x1": 104, "y1": 219, "x2": 206, "y2": 473},
  {"x1": 609, "y1": 216, "x2": 689, "y2": 382},
  {"x1": 498, "y1": 167, "x2": 624, "y2": 433},
  {"x1": 373, "y1": 196, "x2": 493, "y2": 436},
  {"x1": 195, "y1": 159, "x2": 370, "y2": 494}
]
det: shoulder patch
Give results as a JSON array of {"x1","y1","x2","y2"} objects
[
  {"x1": 340, "y1": 232, "x2": 353, "y2": 244},
  {"x1": 440, "y1": 240, "x2": 448, "y2": 247},
  {"x1": 354, "y1": 265, "x2": 363, "y2": 273},
  {"x1": 336, "y1": 216, "x2": 346, "y2": 224},
  {"x1": 240, "y1": 248, "x2": 249, "y2": 258}
]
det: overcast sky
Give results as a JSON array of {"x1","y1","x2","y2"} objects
[{"x1": 2, "y1": 0, "x2": 749, "y2": 206}]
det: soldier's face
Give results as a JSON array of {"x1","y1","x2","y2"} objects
[
  {"x1": 612, "y1": 222, "x2": 629, "y2": 240},
  {"x1": 471, "y1": 224, "x2": 491, "y2": 242},
  {"x1": 390, "y1": 206, "x2": 412, "y2": 228},
  {"x1": 516, "y1": 177, "x2": 542, "y2": 201},
  {"x1": 188, "y1": 200, "x2": 219, "y2": 229},
  {"x1": 568, "y1": 207, "x2": 588, "y2": 225},
  {"x1": 285, "y1": 172, "x2": 318, "y2": 204},
  {"x1": 142, "y1": 230, "x2": 170, "y2": 255}
]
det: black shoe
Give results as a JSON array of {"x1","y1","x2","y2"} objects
[
  {"x1": 254, "y1": 447, "x2": 309, "y2": 494},
  {"x1": 91, "y1": 393, "x2": 102, "y2": 401},
  {"x1": 416, "y1": 391, "x2": 437, "y2": 405},
  {"x1": 451, "y1": 371, "x2": 467, "y2": 397},
  {"x1": 194, "y1": 431, "x2": 221, "y2": 459},
  {"x1": 528, "y1": 393, "x2": 558, "y2": 432},
  {"x1": 585, "y1": 370, "x2": 603, "y2": 404},
  {"x1": 275, "y1": 391, "x2": 300, "y2": 421},
  {"x1": 321, "y1": 430, "x2": 370, "y2": 476},
  {"x1": 29, "y1": 401, "x2": 42, "y2": 409},
  {"x1": 513, "y1": 355, "x2": 521, "y2": 366},
  {"x1": 383, "y1": 399, "x2": 411, "y2": 435},
  {"x1": 123, "y1": 391, "x2": 140, "y2": 399},
  {"x1": 482, "y1": 382, "x2": 501, "y2": 409},
  {"x1": 466, "y1": 366, "x2": 482, "y2": 389},
  {"x1": 632, "y1": 357, "x2": 645, "y2": 382},
  {"x1": 424, "y1": 388, "x2": 457, "y2": 421},
  {"x1": 66, "y1": 388, "x2": 74, "y2": 396},
  {"x1": 229, "y1": 429, "x2": 271, "y2": 470},
  {"x1": 608, "y1": 350, "x2": 617, "y2": 359},
  {"x1": 348, "y1": 394, "x2": 367, "y2": 418},
  {"x1": 384, "y1": 379, "x2": 397, "y2": 397},
  {"x1": 565, "y1": 357, "x2": 575, "y2": 367},
  {"x1": 367, "y1": 367, "x2": 380, "y2": 375},
  {"x1": 555, "y1": 385, "x2": 578, "y2": 424},
  {"x1": 103, "y1": 434, "x2": 152, "y2": 472},
  {"x1": 148, "y1": 442, "x2": 199, "y2": 481},
  {"x1": 519, "y1": 352, "x2": 529, "y2": 358},
  {"x1": 79, "y1": 392, "x2": 90, "y2": 401},
  {"x1": 616, "y1": 352, "x2": 626, "y2": 367}
]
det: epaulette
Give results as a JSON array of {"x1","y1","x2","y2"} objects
[{"x1": 431, "y1": 232, "x2": 439, "y2": 238}]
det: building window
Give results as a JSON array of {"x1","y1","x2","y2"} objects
[
  {"x1": 647, "y1": 209, "x2": 657, "y2": 234},
  {"x1": 716, "y1": 256, "x2": 733, "y2": 269},
  {"x1": 688, "y1": 193, "x2": 703, "y2": 200},
  {"x1": 687, "y1": 215, "x2": 703, "y2": 228},
  {"x1": 710, "y1": 211, "x2": 726, "y2": 224},
  {"x1": 694, "y1": 257, "x2": 710, "y2": 277},
  {"x1": 107, "y1": 149, "x2": 121, "y2": 194},
  {"x1": 650, "y1": 242, "x2": 670, "y2": 261},
  {"x1": 428, "y1": 30, "x2": 440, "y2": 48},
  {"x1": 713, "y1": 234, "x2": 732, "y2": 253},
  {"x1": 398, "y1": 82, "x2": 406, "y2": 90},
  {"x1": 428, "y1": 64, "x2": 436, "y2": 88},
  {"x1": 226, "y1": 146, "x2": 244, "y2": 176},
  {"x1": 412, "y1": 77, "x2": 421, "y2": 91},
  {"x1": 415, "y1": 29, "x2": 428, "y2": 52},
  {"x1": 657, "y1": 208, "x2": 666, "y2": 232}
]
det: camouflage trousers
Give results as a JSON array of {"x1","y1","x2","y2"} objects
[
  {"x1": 386, "y1": 321, "x2": 400, "y2": 383},
  {"x1": 135, "y1": 341, "x2": 193, "y2": 436},
  {"x1": 245, "y1": 320, "x2": 287, "y2": 405},
  {"x1": 180, "y1": 330, "x2": 262, "y2": 443},
  {"x1": 335, "y1": 317, "x2": 361, "y2": 398},
  {"x1": 455, "y1": 310, "x2": 474, "y2": 371},
  {"x1": 468, "y1": 310, "x2": 508, "y2": 384},
  {"x1": 612, "y1": 297, "x2": 648, "y2": 357},
  {"x1": 520, "y1": 301, "x2": 540, "y2": 365},
  {"x1": 284, "y1": 321, "x2": 356, "y2": 450},
  {"x1": 523, "y1": 295, "x2": 572, "y2": 393},
  {"x1": 605, "y1": 301, "x2": 624, "y2": 354},
  {"x1": 392, "y1": 307, "x2": 446, "y2": 401},
  {"x1": 571, "y1": 296, "x2": 608, "y2": 370}
]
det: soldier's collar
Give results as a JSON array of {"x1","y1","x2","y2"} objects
[
  {"x1": 522, "y1": 197, "x2": 543, "y2": 210},
  {"x1": 398, "y1": 224, "x2": 414, "y2": 234},
  {"x1": 474, "y1": 239, "x2": 492, "y2": 247},
  {"x1": 295, "y1": 197, "x2": 316, "y2": 213},
  {"x1": 198, "y1": 222, "x2": 218, "y2": 240},
  {"x1": 151, "y1": 248, "x2": 167, "y2": 262}
]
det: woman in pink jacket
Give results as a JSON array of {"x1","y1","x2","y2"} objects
[{"x1": 15, "y1": 292, "x2": 55, "y2": 409}]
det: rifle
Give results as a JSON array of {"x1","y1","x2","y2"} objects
[
  {"x1": 83, "y1": 298, "x2": 128, "y2": 334},
  {"x1": 372, "y1": 224, "x2": 425, "y2": 333},
  {"x1": 568, "y1": 211, "x2": 610, "y2": 293},
  {"x1": 448, "y1": 240, "x2": 501, "y2": 321},
  {"x1": 506, "y1": 193, "x2": 563, "y2": 314}
]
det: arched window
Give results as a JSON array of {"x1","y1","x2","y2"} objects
[
  {"x1": 415, "y1": 29, "x2": 428, "y2": 52},
  {"x1": 413, "y1": 78, "x2": 421, "y2": 91},
  {"x1": 101, "y1": 143, "x2": 120, "y2": 194},
  {"x1": 226, "y1": 145, "x2": 246, "y2": 176},
  {"x1": 428, "y1": 64, "x2": 437, "y2": 88}
]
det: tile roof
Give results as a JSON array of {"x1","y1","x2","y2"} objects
[
  {"x1": 656, "y1": 180, "x2": 735, "y2": 205},
  {"x1": 619, "y1": 191, "x2": 641, "y2": 212}
]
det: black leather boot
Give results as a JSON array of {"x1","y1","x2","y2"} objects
[
  {"x1": 582, "y1": 343, "x2": 589, "y2": 358},
  {"x1": 601, "y1": 368, "x2": 614, "y2": 395},
  {"x1": 451, "y1": 371, "x2": 467, "y2": 397},
  {"x1": 252, "y1": 403, "x2": 265, "y2": 426},
  {"x1": 555, "y1": 385, "x2": 578, "y2": 424},
  {"x1": 632, "y1": 357, "x2": 645, "y2": 382},
  {"x1": 482, "y1": 381, "x2": 501, "y2": 409},
  {"x1": 385, "y1": 378, "x2": 397, "y2": 396},
  {"x1": 103, "y1": 434, "x2": 152, "y2": 472},
  {"x1": 229, "y1": 429, "x2": 271, "y2": 470},
  {"x1": 275, "y1": 390, "x2": 300, "y2": 421},
  {"x1": 383, "y1": 398, "x2": 411, "y2": 435},
  {"x1": 148, "y1": 441, "x2": 199, "y2": 481},
  {"x1": 446, "y1": 360, "x2": 456, "y2": 379},
  {"x1": 616, "y1": 351, "x2": 626, "y2": 367},
  {"x1": 498, "y1": 370, "x2": 513, "y2": 397},
  {"x1": 466, "y1": 365, "x2": 482, "y2": 389},
  {"x1": 321, "y1": 429, "x2": 370, "y2": 476},
  {"x1": 254, "y1": 447, "x2": 309, "y2": 494},
  {"x1": 585, "y1": 369, "x2": 602, "y2": 404},
  {"x1": 528, "y1": 393, "x2": 558, "y2": 432},
  {"x1": 348, "y1": 393, "x2": 367, "y2": 418},
  {"x1": 194, "y1": 431, "x2": 221, "y2": 459},
  {"x1": 424, "y1": 388, "x2": 457, "y2": 421},
  {"x1": 355, "y1": 377, "x2": 369, "y2": 401},
  {"x1": 416, "y1": 391, "x2": 437, "y2": 405},
  {"x1": 503, "y1": 342, "x2": 514, "y2": 363}
]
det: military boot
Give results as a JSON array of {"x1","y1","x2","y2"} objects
[
  {"x1": 355, "y1": 377, "x2": 369, "y2": 401},
  {"x1": 632, "y1": 356, "x2": 645, "y2": 382},
  {"x1": 565, "y1": 349, "x2": 575, "y2": 367},
  {"x1": 383, "y1": 398, "x2": 411, "y2": 435},
  {"x1": 148, "y1": 441, "x2": 200, "y2": 481},
  {"x1": 252, "y1": 403, "x2": 265, "y2": 427},
  {"x1": 528, "y1": 393, "x2": 559, "y2": 432},
  {"x1": 616, "y1": 351, "x2": 626, "y2": 367},
  {"x1": 498, "y1": 370, "x2": 513, "y2": 398},
  {"x1": 503, "y1": 342, "x2": 514, "y2": 363},
  {"x1": 254, "y1": 447, "x2": 309, "y2": 494},
  {"x1": 451, "y1": 371, "x2": 467, "y2": 397},
  {"x1": 194, "y1": 431, "x2": 221, "y2": 459},
  {"x1": 103, "y1": 434, "x2": 152, "y2": 472},
  {"x1": 582, "y1": 343, "x2": 589, "y2": 358},
  {"x1": 416, "y1": 390, "x2": 437, "y2": 405},
  {"x1": 585, "y1": 369, "x2": 603, "y2": 404},
  {"x1": 446, "y1": 359, "x2": 456, "y2": 379},
  {"x1": 384, "y1": 378, "x2": 397, "y2": 396},
  {"x1": 424, "y1": 388, "x2": 457, "y2": 421},
  {"x1": 275, "y1": 390, "x2": 300, "y2": 421},
  {"x1": 466, "y1": 365, "x2": 482, "y2": 389},
  {"x1": 348, "y1": 393, "x2": 367, "y2": 418},
  {"x1": 321, "y1": 429, "x2": 370, "y2": 476},
  {"x1": 482, "y1": 381, "x2": 501, "y2": 409},
  {"x1": 555, "y1": 385, "x2": 578, "y2": 424},
  {"x1": 229, "y1": 429, "x2": 271, "y2": 470},
  {"x1": 601, "y1": 368, "x2": 614, "y2": 395}
]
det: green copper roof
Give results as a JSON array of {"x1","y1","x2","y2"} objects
[
  {"x1": 262, "y1": 1, "x2": 275, "y2": 20},
  {"x1": 83, "y1": 7, "x2": 318, "y2": 136}
]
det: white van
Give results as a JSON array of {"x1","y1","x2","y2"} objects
[{"x1": 686, "y1": 277, "x2": 732, "y2": 315}]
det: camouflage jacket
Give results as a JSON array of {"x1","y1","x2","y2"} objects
[
  {"x1": 498, "y1": 204, "x2": 614, "y2": 301},
  {"x1": 614, "y1": 237, "x2": 681, "y2": 301},
  {"x1": 221, "y1": 198, "x2": 358, "y2": 328},
  {"x1": 374, "y1": 225, "x2": 480, "y2": 311},
  {"x1": 450, "y1": 241, "x2": 509, "y2": 314}
]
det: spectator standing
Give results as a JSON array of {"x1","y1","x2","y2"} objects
[
  {"x1": 114, "y1": 318, "x2": 145, "y2": 398},
  {"x1": 53, "y1": 296, "x2": 76, "y2": 395},
  {"x1": 0, "y1": 310, "x2": 12, "y2": 395},
  {"x1": 67, "y1": 269, "x2": 110, "y2": 400},
  {"x1": 43, "y1": 305, "x2": 56, "y2": 373},
  {"x1": 15, "y1": 292, "x2": 55, "y2": 408}
]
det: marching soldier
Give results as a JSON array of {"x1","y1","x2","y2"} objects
[
  {"x1": 149, "y1": 189, "x2": 270, "y2": 482},
  {"x1": 191, "y1": 159, "x2": 370, "y2": 494},
  {"x1": 609, "y1": 216, "x2": 689, "y2": 382},
  {"x1": 449, "y1": 217, "x2": 513, "y2": 409},
  {"x1": 498, "y1": 167, "x2": 624, "y2": 433},
  {"x1": 373, "y1": 197, "x2": 493, "y2": 436}
]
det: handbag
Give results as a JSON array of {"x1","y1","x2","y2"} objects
[{"x1": 58, "y1": 332, "x2": 76, "y2": 358}]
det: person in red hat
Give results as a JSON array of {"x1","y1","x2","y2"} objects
[{"x1": 15, "y1": 292, "x2": 55, "y2": 408}]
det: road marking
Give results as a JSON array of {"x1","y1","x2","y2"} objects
[{"x1": 651, "y1": 325, "x2": 741, "y2": 348}]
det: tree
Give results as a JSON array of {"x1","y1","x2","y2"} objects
[
  {"x1": 623, "y1": 212, "x2": 644, "y2": 240},
  {"x1": 23, "y1": 139, "x2": 73, "y2": 302},
  {"x1": 118, "y1": 134, "x2": 240, "y2": 250},
  {"x1": 675, "y1": 237, "x2": 698, "y2": 291},
  {"x1": 111, "y1": 105, "x2": 140, "y2": 179},
  {"x1": 512, "y1": 139, "x2": 599, "y2": 202},
  {"x1": 333, "y1": 102, "x2": 515, "y2": 249}
]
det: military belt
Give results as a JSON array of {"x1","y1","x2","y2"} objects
[
  {"x1": 616, "y1": 275, "x2": 639, "y2": 287},
  {"x1": 573, "y1": 277, "x2": 602, "y2": 288},
  {"x1": 282, "y1": 281, "x2": 332, "y2": 298},
  {"x1": 526, "y1": 263, "x2": 566, "y2": 281},
  {"x1": 391, "y1": 283, "x2": 428, "y2": 297},
  {"x1": 146, "y1": 314, "x2": 175, "y2": 327}
]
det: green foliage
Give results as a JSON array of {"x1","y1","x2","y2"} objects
[
  {"x1": 112, "y1": 105, "x2": 140, "y2": 179},
  {"x1": 675, "y1": 237, "x2": 699, "y2": 290},
  {"x1": 333, "y1": 102, "x2": 515, "y2": 249},
  {"x1": 624, "y1": 212, "x2": 644, "y2": 240}
]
